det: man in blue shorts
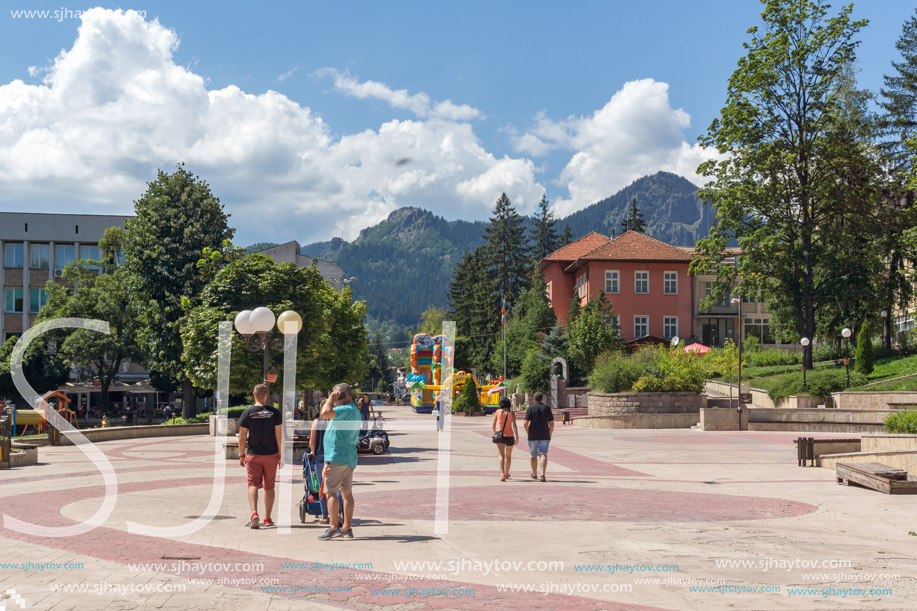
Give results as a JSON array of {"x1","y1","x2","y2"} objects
[{"x1": 524, "y1": 392, "x2": 554, "y2": 482}]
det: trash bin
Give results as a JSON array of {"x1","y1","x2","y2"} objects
[{"x1": 562, "y1": 410, "x2": 571, "y2": 425}]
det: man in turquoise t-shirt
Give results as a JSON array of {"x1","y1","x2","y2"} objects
[{"x1": 317, "y1": 382, "x2": 361, "y2": 540}]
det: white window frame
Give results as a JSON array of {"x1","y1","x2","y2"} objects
[
  {"x1": 29, "y1": 243, "x2": 49, "y2": 269},
  {"x1": 5, "y1": 287, "x2": 23, "y2": 313},
  {"x1": 30, "y1": 288, "x2": 48, "y2": 313},
  {"x1": 634, "y1": 315, "x2": 649, "y2": 338},
  {"x1": 635, "y1": 270, "x2": 649, "y2": 294},
  {"x1": 663, "y1": 316, "x2": 678, "y2": 339},
  {"x1": 576, "y1": 273, "x2": 587, "y2": 299},
  {"x1": 663, "y1": 271, "x2": 678, "y2": 295},
  {"x1": 4, "y1": 243, "x2": 23, "y2": 269},
  {"x1": 604, "y1": 270, "x2": 619, "y2": 294}
]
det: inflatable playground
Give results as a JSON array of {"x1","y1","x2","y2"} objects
[{"x1": 408, "y1": 333, "x2": 505, "y2": 414}]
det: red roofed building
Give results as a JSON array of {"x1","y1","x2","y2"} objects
[{"x1": 539, "y1": 231, "x2": 694, "y2": 342}]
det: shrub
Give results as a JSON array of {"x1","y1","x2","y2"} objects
[
  {"x1": 743, "y1": 336, "x2": 761, "y2": 353},
  {"x1": 767, "y1": 369, "x2": 867, "y2": 403},
  {"x1": 854, "y1": 323, "x2": 874, "y2": 375},
  {"x1": 632, "y1": 375, "x2": 700, "y2": 393},
  {"x1": 589, "y1": 351, "x2": 646, "y2": 393},
  {"x1": 453, "y1": 377, "x2": 481, "y2": 414},
  {"x1": 812, "y1": 343, "x2": 844, "y2": 362},
  {"x1": 744, "y1": 348, "x2": 799, "y2": 367},
  {"x1": 885, "y1": 410, "x2": 917, "y2": 434}
]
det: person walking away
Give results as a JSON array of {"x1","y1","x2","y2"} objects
[
  {"x1": 238, "y1": 384, "x2": 283, "y2": 529},
  {"x1": 525, "y1": 391, "x2": 554, "y2": 482},
  {"x1": 492, "y1": 397, "x2": 518, "y2": 481},
  {"x1": 318, "y1": 383, "x2": 361, "y2": 540}
]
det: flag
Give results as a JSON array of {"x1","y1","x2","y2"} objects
[{"x1": 501, "y1": 294, "x2": 505, "y2": 326}]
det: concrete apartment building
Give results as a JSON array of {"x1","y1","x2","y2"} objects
[
  {"x1": 257, "y1": 241, "x2": 346, "y2": 290},
  {"x1": 1, "y1": 211, "x2": 131, "y2": 342}
]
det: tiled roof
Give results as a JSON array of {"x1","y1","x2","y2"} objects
[
  {"x1": 540, "y1": 232, "x2": 609, "y2": 263},
  {"x1": 577, "y1": 230, "x2": 694, "y2": 262}
]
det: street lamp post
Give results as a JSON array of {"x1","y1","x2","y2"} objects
[
  {"x1": 731, "y1": 296, "x2": 744, "y2": 409},
  {"x1": 881, "y1": 310, "x2": 888, "y2": 350},
  {"x1": 841, "y1": 327, "x2": 852, "y2": 389},
  {"x1": 234, "y1": 307, "x2": 303, "y2": 391},
  {"x1": 800, "y1": 337, "x2": 810, "y2": 391}
]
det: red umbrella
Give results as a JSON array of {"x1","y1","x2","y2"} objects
[{"x1": 681, "y1": 343, "x2": 711, "y2": 355}]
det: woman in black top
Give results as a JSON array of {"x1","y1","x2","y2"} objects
[{"x1": 492, "y1": 397, "x2": 519, "y2": 481}]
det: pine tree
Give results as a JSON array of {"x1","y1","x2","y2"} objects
[
  {"x1": 620, "y1": 197, "x2": 646, "y2": 233},
  {"x1": 483, "y1": 193, "x2": 531, "y2": 301},
  {"x1": 530, "y1": 194, "x2": 559, "y2": 262},
  {"x1": 558, "y1": 223, "x2": 573, "y2": 247},
  {"x1": 854, "y1": 322, "x2": 874, "y2": 375}
]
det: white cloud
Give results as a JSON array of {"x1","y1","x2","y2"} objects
[
  {"x1": 0, "y1": 9, "x2": 538, "y2": 243},
  {"x1": 514, "y1": 79, "x2": 718, "y2": 217},
  {"x1": 276, "y1": 66, "x2": 300, "y2": 82},
  {"x1": 318, "y1": 68, "x2": 481, "y2": 121}
]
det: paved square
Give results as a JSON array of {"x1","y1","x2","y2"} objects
[{"x1": 1, "y1": 407, "x2": 914, "y2": 610}]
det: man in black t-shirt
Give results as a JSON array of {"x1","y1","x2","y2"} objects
[
  {"x1": 238, "y1": 384, "x2": 283, "y2": 529},
  {"x1": 524, "y1": 392, "x2": 554, "y2": 482}
]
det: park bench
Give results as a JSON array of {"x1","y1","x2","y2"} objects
[{"x1": 836, "y1": 462, "x2": 917, "y2": 495}]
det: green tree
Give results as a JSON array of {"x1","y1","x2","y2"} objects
[
  {"x1": 519, "y1": 347, "x2": 551, "y2": 394},
  {"x1": 452, "y1": 376, "x2": 481, "y2": 414},
  {"x1": 38, "y1": 260, "x2": 142, "y2": 413},
  {"x1": 180, "y1": 253, "x2": 367, "y2": 394},
  {"x1": 491, "y1": 275, "x2": 556, "y2": 377},
  {"x1": 566, "y1": 292, "x2": 622, "y2": 372},
  {"x1": 854, "y1": 321, "x2": 875, "y2": 375},
  {"x1": 877, "y1": 11, "x2": 917, "y2": 350},
  {"x1": 558, "y1": 223, "x2": 573, "y2": 247},
  {"x1": 530, "y1": 194, "x2": 559, "y2": 262},
  {"x1": 448, "y1": 248, "x2": 499, "y2": 373},
  {"x1": 483, "y1": 192, "x2": 531, "y2": 302},
  {"x1": 691, "y1": 0, "x2": 874, "y2": 370},
  {"x1": 417, "y1": 305, "x2": 449, "y2": 335},
  {"x1": 0, "y1": 337, "x2": 69, "y2": 407},
  {"x1": 620, "y1": 197, "x2": 646, "y2": 233},
  {"x1": 362, "y1": 331, "x2": 391, "y2": 393},
  {"x1": 123, "y1": 165, "x2": 233, "y2": 417}
]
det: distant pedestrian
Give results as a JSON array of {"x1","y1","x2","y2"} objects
[
  {"x1": 492, "y1": 397, "x2": 518, "y2": 481},
  {"x1": 317, "y1": 383, "x2": 361, "y2": 540},
  {"x1": 525, "y1": 391, "x2": 554, "y2": 482},
  {"x1": 359, "y1": 393, "x2": 373, "y2": 432},
  {"x1": 238, "y1": 384, "x2": 283, "y2": 529}
]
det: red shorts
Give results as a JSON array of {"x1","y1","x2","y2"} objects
[{"x1": 245, "y1": 453, "x2": 279, "y2": 490}]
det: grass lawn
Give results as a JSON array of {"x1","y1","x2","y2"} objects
[{"x1": 714, "y1": 353, "x2": 917, "y2": 393}]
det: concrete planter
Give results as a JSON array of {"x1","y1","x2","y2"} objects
[
  {"x1": 699, "y1": 407, "x2": 746, "y2": 431},
  {"x1": 10, "y1": 442, "x2": 38, "y2": 467},
  {"x1": 56, "y1": 423, "x2": 209, "y2": 445},
  {"x1": 209, "y1": 415, "x2": 240, "y2": 436},
  {"x1": 587, "y1": 392, "x2": 705, "y2": 415}
]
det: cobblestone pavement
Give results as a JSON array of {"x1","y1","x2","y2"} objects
[{"x1": 1, "y1": 407, "x2": 915, "y2": 610}]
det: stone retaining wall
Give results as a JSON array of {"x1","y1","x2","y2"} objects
[
  {"x1": 587, "y1": 392, "x2": 705, "y2": 416},
  {"x1": 10, "y1": 442, "x2": 38, "y2": 467},
  {"x1": 57, "y1": 423, "x2": 209, "y2": 445},
  {"x1": 860, "y1": 434, "x2": 917, "y2": 453},
  {"x1": 704, "y1": 381, "x2": 819, "y2": 409},
  {"x1": 831, "y1": 392, "x2": 917, "y2": 411},
  {"x1": 573, "y1": 414, "x2": 699, "y2": 429}
]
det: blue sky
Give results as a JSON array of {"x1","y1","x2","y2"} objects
[{"x1": 0, "y1": 1, "x2": 914, "y2": 245}]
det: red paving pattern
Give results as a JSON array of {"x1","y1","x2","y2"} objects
[{"x1": 0, "y1": 477, "x2": 673, "y2": 610}]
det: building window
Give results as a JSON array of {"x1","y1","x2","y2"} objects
[
  {"x1": 634, "y1": 315, "x2": 649, "y2": 338},
  {"x1": 663, "y1": 316, "x2": 678, "y2": 339},
  {"x1": 664, "y1": 271, "x2": 678, "y2": 295},
  {"x1": 80, "y1": 245, "x2": 101, "y2": 270},
  {"x1": 705, "y1": 282, "x2": 731, "y2": 308},
  {"x1": 609, "y1": 314, "x2": 620, "y2": 333},
  {"x1": 635, "y1": 271, "x2": 649, "y2": 294},
  {"x1": 4, "y1": 243, "x2": 23, "y2": 268},
  {"x1": 744, "y1": 318, "x2": 773, "y2": 344},
  {"x1": 546, "y1": 281, "x2": 552, "y2": 302},
  {"x1": 30, "y1": 244, "x2": 50, "y2": 269},
  {"x1": 4, "y1": 332, "x2": 19, "y2": 343},
  {"x1": 5, "y1": 287, "x2": 23, "y2": 313},
  {"x1": 576, "y1": 273, "x2": 587, "y2": 299},
  {"x1": 605, "y1": 270, "x2": 619, "y2": 294},
  {"x1": 30, "y1": 288, "x2": 48, "y2": 313},
  {"x1": 55, "y1": 244, "x2": 76, "y2": 270}
]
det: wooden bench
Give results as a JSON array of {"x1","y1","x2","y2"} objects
[{"x1": 836, "y1": 462, "x2": 917, "y2": 495}]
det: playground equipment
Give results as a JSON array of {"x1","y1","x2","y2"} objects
[
  {"x1": 407, "y1": 333, "x2": 505, "y2": 413},
  {"x1": 6, "y1": 391, "x2": 80, "y2": 438}
]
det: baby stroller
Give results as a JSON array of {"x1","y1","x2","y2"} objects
[
  {"x1": 298, "y1": 454, "x2": 343, "y2": 524},
  {"x1": 298, "y1": 454, "x2": 323, "y2": 523}
]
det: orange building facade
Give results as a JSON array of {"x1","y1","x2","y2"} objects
[{"x1": 540, "y1": 231, "x2": 694, "y2": 342}]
